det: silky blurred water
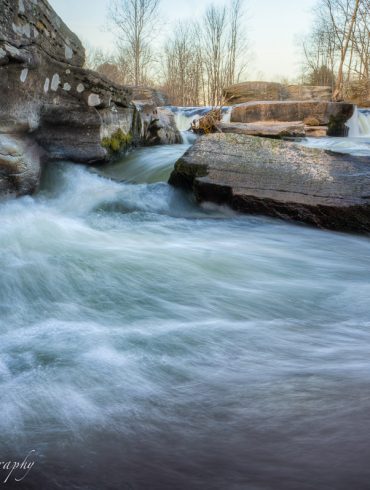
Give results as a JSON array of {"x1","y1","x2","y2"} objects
[{"x1": 1, "y1": 140, "x2": 370, "y2": 489}]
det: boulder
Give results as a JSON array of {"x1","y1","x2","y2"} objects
[
  {"x1": 0, "y1": 134, "x2": 42, "y2": 197},
  {"x1": 215, "y1": 121, "x2": 306, "y2": 138},
  {"x1": 223, "y1": 82, "x2": 332, "y2": 105},
  {"x1": 285, "y1": 85, "x2": 332, "y2": 101},
  {"x1": 230, "y1": 101, "x2": 354, "y2": 136},
  {"x1": 223, "y1": 82, "x2": 282, "y2": 105},
  {"x1": 169, "y1": 133, "x2": 370, "y2": 233}
]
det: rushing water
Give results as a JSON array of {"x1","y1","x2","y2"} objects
[
  {"x1": 299, "y1": 108, "x2": 370, "y2": 156},
  {"x1": 1, "y1": 129, "x2": 370, "y2": 489},
  {"x1": 346, "y1": 108, "x2": 370, "y2": 137}
]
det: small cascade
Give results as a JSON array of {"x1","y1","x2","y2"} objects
[
  {"x1": 171, "y1": 106, "x2": 212, "y2": 132},
  {"x1": 221, "y1": 106, "x2": 232, "y2": 123},
  {"x1": 168, "y1": 106, "x2": 233, "y2": 144},
  {"x1": 346, "y1": 107, "x2": 370, "y2": 137}
]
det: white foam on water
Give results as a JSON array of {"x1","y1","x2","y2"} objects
[
  {"x1": 346, "y1": 107, "x2": 370, "y2": 137},
  {"x1": 1, "y1": 142, "x2": 370, "y2": 488},
  {"x1": 168, "y1": 106, "x2": 233, "y2": 145}
]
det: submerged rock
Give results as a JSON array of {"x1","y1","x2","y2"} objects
[{"x1": 169, "y1": 133, "x2": 370, "y2": 233}]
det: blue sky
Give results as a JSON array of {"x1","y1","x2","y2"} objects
[{"x1": 49, "y1": 0, "x2": 317, "y2": 80}]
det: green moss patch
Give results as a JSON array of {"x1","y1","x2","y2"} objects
[{"x1": 101, "y1": 129, "x2": 133, "y2": 153}]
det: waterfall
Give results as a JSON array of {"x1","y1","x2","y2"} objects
[
  {"x1": 168, "y1": 106, "x2": 233, "y2": 144},
  {"x1": 346, "y1": 107, "x2": 370, "y2": 137}
]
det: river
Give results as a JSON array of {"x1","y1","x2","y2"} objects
[{"x1": 1, "y1": 115, "x2": 370, "y2": 489}]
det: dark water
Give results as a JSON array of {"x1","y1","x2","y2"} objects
[{"x1": 1, "y1": 139, "x2": 370, "y2": 489}]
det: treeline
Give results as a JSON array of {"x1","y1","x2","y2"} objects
[
  {"x1": 86, "y1": 0, "x2": 248, "y2": 106},
  {"x1": 302, "y1": 0, "x2": 370, "y2": 102}
]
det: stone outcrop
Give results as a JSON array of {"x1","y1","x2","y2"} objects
[
  {"x1": 231, "y1": 101, "x2": 354, "y2": 125},
  {"x1": 230, "y1": 101, "x2": 354, "y2": 136},
  {"x1": 169, "y1": 133, "x2": 370, "y2": 233},
  {"x1": 223, "y1": 82, "x2": 333, "y2": 105},
  {"x1": 0, "y1": 0, "x2": 180, "y2": 196}
]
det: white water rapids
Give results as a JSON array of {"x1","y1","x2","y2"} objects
[{"x1": 1, "y1": 112, "x2": 370, "y2": 489}]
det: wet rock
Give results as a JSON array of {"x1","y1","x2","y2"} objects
[
  {"x1": 169, "y1": 133, "x2": 370, "y2": 233},
  {"x1": 0, "y1": 134, "x2": 42, "y2": 197}
]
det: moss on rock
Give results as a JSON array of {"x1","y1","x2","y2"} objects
[
  {"x1": 327, "y1": 114, "x2": 349, "y2": 137},
  {"x1": 101, "y1": 129, "x2": 133, "y2": 153}
]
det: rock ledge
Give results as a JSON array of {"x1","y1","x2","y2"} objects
[{"x1": 169, "y1": 133, "x2": 370, "y2": 233}]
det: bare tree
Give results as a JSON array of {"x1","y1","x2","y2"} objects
[
  {"x1": 302, "y1": 0, "x2": 369, "y2": 102},
  {"x1": 325, "y1": 0, "x2": 361, "y2": 100},
  {"x1": 201, "y1": 0, "x2": 249, "y2": 105},
  {"x1": 162, "y1": 22, "x2": 204, "y2": 106},
  {"x1": 224, "y1": 0, "x2": 248, "y2": 88},
  {"x1": 108, "y1": 0, "x2": 160, "y2": 86},
  {"x1": 84, "y1": 43, "x2": 113, "y2": 71},
  {"x1": 202, "y1": 4, "x2": 227, "y2": 106}
]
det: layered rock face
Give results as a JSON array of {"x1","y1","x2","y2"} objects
[
  {"x1": 0, "y1": 0, "x2": 135, "y2": 162},
  {"x1": 216, "y1": 121, "x2": 306, "y2": 138},
  {"x1": 223, "y1": 82, "x2": 332, "y2": 105},
  {"x1": 230, "y1": 101, "x2": 354, "y2": 136},
  {"x1": 230, "y1": 101, "x2": 354, "y2": 125},
  {"x1": 192, "y1": 101, "x2": 352, "y2": 139},
  {"x1": 169, "y1": 133, "x2": 370, "y2": 233},
  {"x1": 0, "y1": 0, "x2": 180, "y2": 196}
]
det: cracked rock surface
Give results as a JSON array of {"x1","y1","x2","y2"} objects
[{"x1": 169, "y1": 133, "x2": 370, "y2": 233}]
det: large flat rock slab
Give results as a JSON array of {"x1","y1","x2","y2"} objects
[
  {"x1": 216, "y1": 121, "x2": 305, "y2": 138},
  {"x1": 231, "y1": 101, "x2": 354, "y2": 126},
  {"x1": 169, "y1": 133, "x2": 370, "y2": 233}
]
